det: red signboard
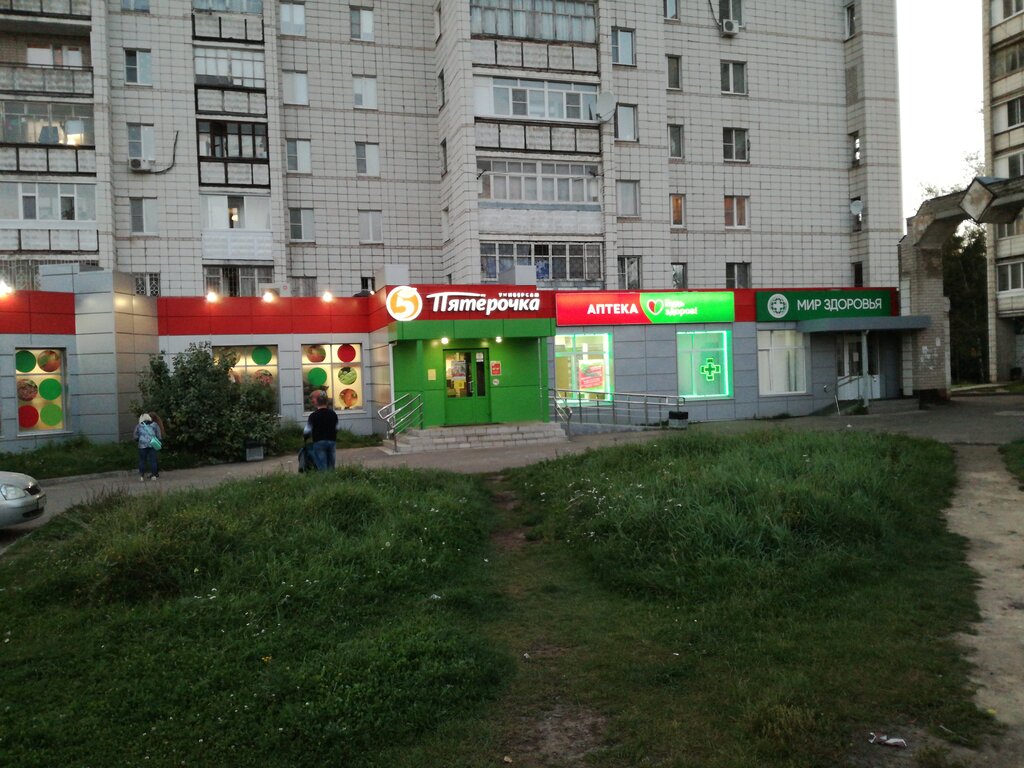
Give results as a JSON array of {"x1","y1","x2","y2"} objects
[
  {"x1": 385, "y1": 285, "x2": 555, "y2": 322},
  {"x1": 490, "y1": 361, "x2": 502, "y2": 376},
  {"x1": 556, "y1": 291, "x2": 736, "y2": 326}
]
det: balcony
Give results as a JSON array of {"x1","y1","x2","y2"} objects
[
  {"x1": 196, "y1": 86, "x2": 266, "y2": 117},
  {"x1": 193, "y1": 12, "x2": 264, "y2": 44},
  {"x1": 472, "y1": 38, "x2": 597, "y2": 74},
  {"x1": 0, "y1": 0, "x2": 90, "y2": 19},
  {"x1": 199, "y1": 158, "x2": 270, "y2": 187},
  {"x1": 201, "y1": 229, "x2": 272, "y2": 262},
  {"x1": 0, "y1": 226, "x2": 98, "y2": 252},
  {"x1": 0, "y1": 63, "x2": 92, "y2": 96},
  {"x1": 475, "y1": 117, "x2": 600, "y2": 154},
  {"x1": 0, "y1": 143, "x2": 95, "y2": 174}
]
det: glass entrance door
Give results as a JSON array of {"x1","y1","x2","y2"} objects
[
  {"x1": 444, "y1": 349, "x2": 491, "y2": 424},
  {"x1": 836, "y1": 334, "x2": 880, "y2": 400}
]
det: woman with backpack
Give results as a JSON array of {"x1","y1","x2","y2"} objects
[{"x1": 134, "y1": 412, "x2": 164, "y2": 481}]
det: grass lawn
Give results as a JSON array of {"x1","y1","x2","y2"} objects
[{"x1": 0, "y1": 431, "x2": 991, "y2": 767}]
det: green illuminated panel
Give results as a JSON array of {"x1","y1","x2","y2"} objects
[{"x1": 677, "y1": 331, "x2": 732, "y2": 399}]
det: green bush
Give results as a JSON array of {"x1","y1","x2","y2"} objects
[{"x1": 137, "y1": 343, "x2": 280, "y2": 460}]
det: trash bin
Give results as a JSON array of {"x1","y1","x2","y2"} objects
[
  {"x1": 244, "y1": 440, "x2": 265, "y2": 462},
  {"x1": 668, "y1": 410, "x2": 689, "y2": 429}
]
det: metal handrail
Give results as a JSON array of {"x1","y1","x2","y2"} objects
[
  {"x1": 550, "y1": 388, "x2": 685, "y2": 433},
  {"x1": 830, "y1": 373, "x2": 865, "y2": 414},
  {"x1": 377, "y1": 393, "x2": 424, "y2": 453}
]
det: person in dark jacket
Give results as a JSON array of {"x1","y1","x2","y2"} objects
[
  {"x1": 304, "y1": 390, "x2": 338, "y2": 470},
  {"x1": 133, "y1": 412, "x2": 163, "y2": 481}
]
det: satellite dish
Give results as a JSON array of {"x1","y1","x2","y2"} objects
[
  {"x1": 592, "y1": 91, "x2": 617, "y2": 122},
  {"x1": 849, "y1": 199, "x2": 864, "y2": 216}
]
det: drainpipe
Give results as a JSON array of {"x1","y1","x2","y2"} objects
[{"x1": 860, "y1": 330, "x2": 870, "y2": 409}]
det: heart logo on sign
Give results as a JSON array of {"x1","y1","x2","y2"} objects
[{"x1": 647, "y1": 299, "x2": 663, "y2": 316}]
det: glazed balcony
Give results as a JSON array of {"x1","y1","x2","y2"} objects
[
  {"x1": 0, "y1": 0, "x2": 90, "y2": 19},
  {"x1": 192, "y1": 12, "x2": 264, "y2": 44},
  {"x1": 199, "y1": 157, "x2": 270, "y2": 187},
  {"x1": 0, "y1": 63, "x2": 92, "y2": 96},
  {"x1": 0, "y1": 227, "x2": 98, "y2": 252},
  {"x1": 0, "y1": 142, "x2": 96, "y2": 174}
]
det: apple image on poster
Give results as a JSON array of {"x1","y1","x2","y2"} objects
[
  {"x1": 305, "y1": 344, "x2": 326, "y2": 363},
  {"x1": 38, "y1": 349, "x2": 61, "y2": 372}
]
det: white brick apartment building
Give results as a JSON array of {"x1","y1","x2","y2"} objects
[{"x1": 0, "y1": 0, "x2": 901, "y2": 299}]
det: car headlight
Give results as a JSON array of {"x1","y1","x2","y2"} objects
[{"x1": 0, "y1": 483, "x2": 29, "y2": 501}]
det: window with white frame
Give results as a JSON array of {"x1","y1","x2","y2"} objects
[
  {"x1": 723, "y1": 127, "x2": 748, "y2": 161},
  {"x1": 351, "y1": 7, "x2": 374, "y2": 41},
  {"x1": 281, "y1": 2, "x2": 305, "y2": 35},
  {"x1": 200, "y1": 194, "x2": 270, "y2": 230},
  {"x1": 0, "y1": 102, "x2": 93, "y2": 146},
  {"x1": 286, "y1": 138, "x2": 311, "y2": 172},
  {"x1": 194, "y1": 48, "x2": 266, "y2": 89},
  {"x1": 850, "y1": 132, "x2": 861, "y2": 165},
  {"x1": 133, "y1": 272, "x2": 161, "y2": 296},
  {"x1": 615, "y1": 104, "x2": 637, "y2": 140},
  {"x1": 758, "y1": 330, "x2": 807, "y2": 395},
  {"x1": 845, "y1": 3, "x2": 857, "y2": 37},
  {"x1": 725, "y1": 261, "x2": 750, "y2": 288},
  {"x1": 290, "y1": 276, "x2": 317, "y2": 296},
  {"x1": 667, "y1": 55, "x2": 681, "y2": 89},
  {"x1": 288, "y1": 207, "x2": 314, "y2": 241},
  {"x1": 129, "y1": 197, "x2": 157, "y2": 233},
  {"x1": 204, "y1": 265, "x2": 273, "y2": 298},
  {"x1": 469, "y1": 0, "x2": 597, "y2": 43},
  {"x1": 668, "y1": 124, "x2": 684, "y2": 158},
  {"x1": 355, "y1": 142, "x2": 380, "y2": 176},
  {"x1": 353, "y1": 76, "x2": 377, "y2": 109},
  {"x1": 127, "y1": 123, "x2": 155, "y2": 160},
  {"x1": 993, "y1": 40, "x2": 1024, "y2": 78},
  {"x1": 193, "y1": 0, "x2": 262, "y2": 11},
  {"x1": 998, "y1": 211, "x2": 1024, "y2": 238},
  {"x1": 617, "y1": 180, "x2": 640, "y2": 217},
  {"x1": 0, "y1": 182, "x2": 96, "y2": 221},
  {"x1": 125, "y1": 50, "x2": 151, "y2": 85},
  {"x1": 1008, "y1": 96, "x2": 1024, "y2": 128},
  {"x1": 719, "y1": 0, "x2": 742, "y2": 23},
  {"x1": 721, "y1": 61, "x2": 747, "y2": 94},
  {"x1": 477, "y1": 160, "x2": 600, "y2": 204},
  {"x1": 283, "y1": 71, "x2": 309, "y2": 105},
  {"x1": 480, "y1": 241, "x2": 603, "y2": 282},
  {"x1": 670, "y1": 193, "x2": 685, "y2": 227},
  {"x1": 481, "y1": 77, "x2": 599, "y2": 121},
  {"x1": 724, "y1": 195, "x2": 748, "y2": 228},
  {"x1": 997, "y1": 260, "x2": 1024, "y2": 291},
  {"x1": 671, "y1": 262, "x2": 687, "y2": 289},
  {"x1": 1004, "y1": 0, "x2": 1024, "y2": 20},
  {"x1": 198, "y1": 121, "x2": 268, "y2": 159},
  {"x1": 122, "y1": 0, "x2": 149, "y2": 11},
  {"x1": 359, "y1": 209, "x2": 382, "y2": 242},
  {"x1": 618, "y1": 255, "x2": 642, "y2": 289},
  {"x1": 611, "y1": 28, "x2": 635, "y2": 65},
  {"x1": 665, "y1": 0, "x2": 679, "y2": 19}
]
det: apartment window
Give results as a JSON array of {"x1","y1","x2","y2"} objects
[
  {"x1": 477, "y1": 160, "x2": 600, "y2": 204},
  {"x1": 724, "y1": 195, "x2": 748, "y2": 228},
  {"x1": 615, "y1": 104, "x2": 637, "y2": 141},
  {"x1": 283, "y1": 71, "x2": 309, "y2": 105},
  {"x1": 852, "y1": 261, "x2": 864, "y2": 287},
  {"x1": 618, "y1": 255, "x2": 642, "y2": 289},
  {"x1": 129, "y1": 197, "x2": 157, "y2": 233},
  {"x1": 668, "y1": 124, "x2": 684, "y2": 158},
  {"x1": 721, "y1": 61, "x2": 747, "y2": 94},
  {"x1": 670, "y1": 194, "x2": 686, "y2": 227},
  {"x1": 359, "y1": 210, "x2": 382, "y2": 242},
  {"x1": 484, "y1": 78, "x2": 598, "y2": 121},
  {"x1": 351, "y1": 7, "x2": 374, "y2": 41},
  {"x1": 1008, "y1": 96, "x2": 1024, "y2": 128},
  {"x1": 133, "y1": 272, "x2": 161, "y2": 297},
  {"x1": 611, "y1": 28, "x2": 635, "y2": 65},
  {"x1": 439, "y1": 139, "x2": 448, "y2": 174},
  {"x1": 281, "y1": 3, "x2": 306, "y2": 35},
  {"x1": 1005, "y1": 0, "x2": 1024, "y2": 19},
  {"x1": 125, "y1": 50, "x2": 152, "y2": 85},
  {"x1": 0, "y1": 102, "x2": 95, "y2": 146},
  {"x1": 617, "y1": 180, "x2": 640, "y2": 217},
  {"x1": 286, "y1": 139, "x2": 311, "y2": 172},
  {"x1": 997, "y1": 260, "x2": 1024, "y2": 291},
  {"x1": 198, "y1": 121, "x2": 268, "y2": 159},
  {"x1": 355, "y1": 142, "x2": 380, "y2": 176},
  {"x1": 666, "y1": 55, "x2": 682, "y2": 89},
  {"x1": 851, "y1": 197, "x2": 863, "y2": 232},
  {"x1": 435, "y1": 4, "x2": 442, "y2": 40},
  {"x1": 194, "y1": 48, "x2": 266, "y2": 89},
  {"x1": 998, "y1": 211, "x2": 1024, "y2": 238},
  {"x1": 993, "y1": 40, "x2": 1024, "y2": 77},
  {"x1": 723, "y1": 127, "x2": 748, "y2": 162},
  {"x1": 201, "y1": 194, "x2": 271, "y2": 230},
  {"x1": 758, "y1": 330, "x2": 806, "y2": 395},
  {"x1": 359, "y1": 276, "x2": 376, "y2": 292},
  {"x1": 441, "y1": 207, "x2": 450, "y2": 241},
  {"x1": 1, "y1": 183, "x2": 95, "y2": 222},
  {"x1": 127, "y1": 123, "x2": 155, "y2": 160},
  {"x1": 671, "y1": 262, "x2": 687, "y2": 289},
  {"x1": 288, "y1": 207, "x2": 314, "y2": 241},
  {"x1": 664, "y1": 0, "x2": 679, "y2": 20},
  {"x1": 851, "y1": 132, "x2": 861, "y2": 165},
  {"x1": 469, "y1": 0, "x2": 597, "y2": 43},
  {"x1": 193, "y1": 0, "x2": 263, "y2": 11},
  {"x1": 719, "y1": 0, "x2": 742, "y2": 23},
  {"x1": 204, "y1": 265, "x2": 273, "y2": 298},
  {"x1": 437, "y1": 71, "x2": 446, "y2": 107},
  {"x1": 725, "y1": 262, "x2": 750, "y2": 288},
  {"x1": 844, "y1": 3, "x2": 857, "y2": 37},
  {"x1": 1007, "y1": 151, "x2": 1024, "y2": 177},
  {"x1": 353, "y1": 76, "x2": 377, "y2": 109},
  {"x1": 122, "y1": 0, "x2": 149, "y2": 11},
  {"x1": 480, "y1": 241, "x2": 602, "y2": 282}
]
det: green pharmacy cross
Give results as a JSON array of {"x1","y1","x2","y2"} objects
[{"x1": 699, "y1": 357, "x2": 722, "y2": 382}]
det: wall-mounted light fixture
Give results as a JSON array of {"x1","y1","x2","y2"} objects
[
  {"x1": 0, "y1": 279, "x2": 13, "y2": 297},
  {"x1": 441, "y1": 337, "x2": 450, "y2": 345},
  {"x1": 205, "y1": 291, "x2": 219, "y2": 303},
  {"x1": 321, "y1": 290, "x2": 334, "y2": 302},
  {"x1": 262, "y1": 288, "x2": 279, "y2": 303},
  {"x1": 495, "y1": 336, "x2": 503, "y2": 343}
]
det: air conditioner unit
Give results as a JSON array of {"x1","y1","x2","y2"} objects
[
  {"x1": 129, "y1": 158, "x2": 154, "y2": 172},
  {"x1": 720, "y1": 18, "x2": 740, "y2": 36}
]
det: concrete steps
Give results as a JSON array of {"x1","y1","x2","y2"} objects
[{"x1": 387, "y1": 421, "x2": 568, "y2": 454}]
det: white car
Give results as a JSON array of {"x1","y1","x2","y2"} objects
[{"x1": 0, "y1": 471, "x2": 45, "y2": 529}]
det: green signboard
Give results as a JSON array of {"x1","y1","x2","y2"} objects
[{"x1": 755, "y1": 290, "x2": 893, "y2": 322}]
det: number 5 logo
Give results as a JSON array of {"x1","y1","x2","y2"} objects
[{"x1": 386, "y1": 285, "x2": 423, "y2": 321}]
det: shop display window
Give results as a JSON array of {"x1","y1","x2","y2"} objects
[
  {"x1": 15, "y1": 348, "x2": 66, "y2": 433},
  {"x1": 554, "y1": 333, "x2": 612, "y2": 402},
  {"x1": 301, "y1": 343, "x2": 363, "y2": 411},
  {"x1": 757, "y1": 330, "x2": 806, "y2": 395},
  {"x1": 677, "y1": 331, "x2": 732, "y2": 399},
  {"x1": 214, "y1": 345, "x2": 279, "y2": 391}
]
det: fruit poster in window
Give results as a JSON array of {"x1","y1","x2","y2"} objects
[
  {"x1": 15, "y1": 348, "x2": 65, "y2": 432},
  {"x1": 301, "y1": 343, "x2": 363, "y2": 410}
]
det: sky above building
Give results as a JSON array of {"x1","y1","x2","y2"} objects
[{"x1": 897, "y1": 0, "x2": 984, "y2": 223}]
